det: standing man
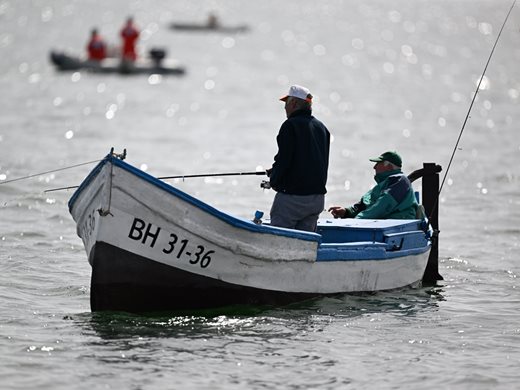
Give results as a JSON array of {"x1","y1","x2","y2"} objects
[
  {"x1": 120, "y1": 17, "x2": 139, "y2": 62},
  {"x1": 267, "y1": 85, "x2": 331, "y2": 232}
]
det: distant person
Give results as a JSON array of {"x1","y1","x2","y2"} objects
[
  {"x1": 207, "y1": 13, "x2": 219, "y2": 28},
  {"x1": 86, "y1": 29, "x2": 106, "y2": 61},
  {"x1": 267, "y1": 85, "x2": 331, "y2": 232},
  {"x1": 120, "y1": 17, "x2": 139, "y2": 61},
  {"x1": 328, "y1": 151, "x2": 419, "y2": 219}
]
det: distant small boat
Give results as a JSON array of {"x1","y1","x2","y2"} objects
[
  {"x1": 50, "y1": 49, "x2": 186, "y2": 75},
  {"x1": 68, "y1": 150, "x2": 441, "y2": 313},
  {"x1": 169, "y1": 22, "x2": 249, "y2": 33}
]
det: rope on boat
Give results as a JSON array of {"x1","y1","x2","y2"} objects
[{"x1": 0, "y1": 159, "x2": 102, "y2": 186}]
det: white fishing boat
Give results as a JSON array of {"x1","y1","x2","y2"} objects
[{"x1": 68, "y1": 151, "x2": 441, "y2": 312}]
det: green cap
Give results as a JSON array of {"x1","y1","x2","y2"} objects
[{"x1": 369, "y1": 151, "x2": 402, "y2": 167}]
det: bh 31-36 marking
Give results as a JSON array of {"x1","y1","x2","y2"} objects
[{"x1": 128, "y1": 217, "x2": 214, "y2": 268}]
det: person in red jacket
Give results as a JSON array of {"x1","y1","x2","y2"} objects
[
  {"x1": 87, "y1": 29, "x2": 106, "y2": 61},
  {"x1": 120, "y1": 17, "x2": 139, "y2": 61}
]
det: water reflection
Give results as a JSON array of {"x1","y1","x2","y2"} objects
[
  {"x1": 75, "y1": 285, "x2": 446, "y2": 342},
  {"x1": 276, "y1": 285, "x2": 446, "y2": 319}
]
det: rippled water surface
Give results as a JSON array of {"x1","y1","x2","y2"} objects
[{"x1": 1, "y1": 0, "x2": 519, "y2": 389}]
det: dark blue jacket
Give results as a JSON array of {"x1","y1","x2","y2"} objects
[{"x1": 269, "y1": 109, "x2": 330, "y2": 195}]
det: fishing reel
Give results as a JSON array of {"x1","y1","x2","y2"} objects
[{"x1": 260, "y1": 180, "x2": 271, "y2": 189}]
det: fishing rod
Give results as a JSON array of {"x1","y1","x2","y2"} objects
[
  {"x1": 43, "y1": 170, "x2": 267, "y2": 193},
  {"x1": 437, "y1": 0, "x2": 516, "y2": 199},
  {"x1": 158, "y1": 171, "x2": 266, "y2": 180}
]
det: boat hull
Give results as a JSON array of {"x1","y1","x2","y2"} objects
[
  {"x1": 169, "y1": 23, "x2": 249, "y2": 33},
  {"x1": 50, "y1": 51, "x2": 186, "y2": 75},
  {"x1": 69, "y1": 155, "x2": 431, "y2": 312}
]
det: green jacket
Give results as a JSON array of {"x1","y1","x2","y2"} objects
[{"x1": 346, "y1": 169, "x2": 419, "y2": 219}]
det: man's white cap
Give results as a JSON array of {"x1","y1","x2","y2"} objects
[{"x1": 279, "y1": 85, "x2": 313, "y2": 102}]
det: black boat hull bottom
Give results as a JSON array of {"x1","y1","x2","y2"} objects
[{"x1": 90, "y1": 242, "x2": 320, "y2": 313}]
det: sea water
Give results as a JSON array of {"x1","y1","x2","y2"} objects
[{"x1": 0, "y1": 0, "x2": 519, "y2": 389}]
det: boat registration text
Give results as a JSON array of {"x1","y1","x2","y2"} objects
[{"x1": 128, "y1": 217, "x2": 214, "y2": 268}]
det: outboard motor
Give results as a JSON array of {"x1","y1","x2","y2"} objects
[{"x1": 149, "y1": 48, "x2": 166, "y2": 67}]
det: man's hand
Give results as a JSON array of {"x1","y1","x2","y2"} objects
[{"x1": 328, "y1": 206, "x2": 347, "y2": 219}]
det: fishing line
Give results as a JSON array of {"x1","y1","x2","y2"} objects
[
  {"x1": 437, "y1": 0, "x2": 516, "y2": 198},
  {"x1": 0, "y1": 159, "x2": 101, "y2": 186}
]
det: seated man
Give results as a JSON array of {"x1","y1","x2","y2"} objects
[
  {"x1": 86, "y1": 28, "x2": 107, "y2": 61},
  {"x1": 328, "y1": 151, "x2": 419, "y2": 219}
]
